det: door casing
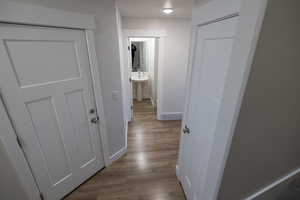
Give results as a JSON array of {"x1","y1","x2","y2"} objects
[{"x1": 122, "y1": 29, "x2": 167, "y2": 123}]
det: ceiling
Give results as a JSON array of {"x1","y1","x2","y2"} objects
[{"x1": 117, "y1": 0, "x2": 194, "y2": 19}]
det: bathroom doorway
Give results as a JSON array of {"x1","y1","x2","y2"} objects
[
  {"x1": 123, "y1": 30, "x2": 166, "y2": 122},
  {"x1": 129, "y1": 37, "x2": 157, "y2": 118}
]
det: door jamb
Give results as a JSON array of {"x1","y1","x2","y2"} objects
[{"x1": 85, "y1": 30, "x2": 110, "y2": 166}]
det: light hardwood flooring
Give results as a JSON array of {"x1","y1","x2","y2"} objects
[{"x1": 65, "y1": 100, "x2": 185, "y2": 200}]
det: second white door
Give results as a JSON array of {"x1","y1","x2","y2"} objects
[
  {"x1": 178, "y1": 16, "x2": 239, "y2": 200},
  {"x1": 0, "y1": 24, "x2": 104, "y2": 200}
]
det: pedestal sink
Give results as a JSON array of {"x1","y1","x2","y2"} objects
[{"x1": 131, "y1": 72, "x2": 149, "y2": 102}]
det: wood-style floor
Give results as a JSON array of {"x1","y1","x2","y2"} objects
[{"x1": 65, "y1": 100, "x2": 185, "y2": 200}]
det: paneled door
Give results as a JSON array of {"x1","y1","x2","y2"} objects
[
  {"x1": 0, "y1": 24, "x2": 104, "y2": 200},
  {"x1": 178, "y1": 16, "x2": 239, "y2": 200}
]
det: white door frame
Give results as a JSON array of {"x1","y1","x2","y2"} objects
[
  {"x1": 122, "y1": 29, "x2": 167, "y2": 122},
  {"x1": 178, "y1": 0, "x2": 268, "y2": 199},
  {"x1": 0, "y1": 1, "x2": 110, "y2": 198}
]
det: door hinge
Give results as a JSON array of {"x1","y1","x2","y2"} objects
[
  {"x1": 16, "y1": 135, "x2": 23, "y2": 149},
  {"x1": 131, "y1": 105, "x2": 133, "y2": 110},
  {"x1": 39, "y1": 193, "x2": 44, "y2": 200},
  {"x1": 128, "y1": 46, "x2": 130, "y2": 51},
  {"x1": 129, "y1": 78, "x2": 132, "y2": 82}
]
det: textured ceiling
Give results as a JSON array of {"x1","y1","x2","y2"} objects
[{"x1": 117, "y1": 0, "x2": 193, "y2": 19}]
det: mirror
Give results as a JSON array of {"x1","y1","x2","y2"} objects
[{"x1": 131, "y1": 41, "x2": 147, "y2": 72}]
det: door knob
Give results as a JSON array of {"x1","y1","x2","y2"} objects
[
  {"x1": 91, "y1": 116, "x2": 99, "y2": 124},
  {"x1": 183, "y1": 125, "x2": 190, "y2": 134},
  {"x1": 90, "y1": 109, "x2": 96, "y2": 114}
]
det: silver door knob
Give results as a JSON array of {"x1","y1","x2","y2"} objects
[
  {"x1": 91, "y1": 116, "x2": 99, "y2": 124},
  {"x1": 90, "y1": 109, "x2": 96, "y2": 114},
  {"x1": 183, "y1": 125, "x2": 190, "y2": 134}
]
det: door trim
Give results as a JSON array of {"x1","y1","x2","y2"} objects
[
  {"x1": 197, "y1": 13, "x2": 239, "y2": 28},
  {"x1": 192, "y1": 0, "x2": 241, "y2": 27},
  {"x1": 178, "y1": 0, "x2": 269, "y2": 199},
  {"x1": 0, "y1": 1, "x2": 95, "y2": 30},
  {"x1": 0, "y1": 2, "x2": 110, "y2": 199},
  {"x1": 122, "y1": 29, "x2": 167, "y2": 122},
  {"x1": 85, "y1": 30, "x2": 110, "y2": 166}
]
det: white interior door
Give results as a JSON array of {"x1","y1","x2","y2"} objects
[
  {"x1": 0, "y1": 24, "x2": 104, "y2": 200},
  {"x1": 178, "y1": 16, "x2": 239, "y2": 200}
]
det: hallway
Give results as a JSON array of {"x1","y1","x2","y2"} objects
[{"x1": 65, "y1": 100, "x2": 185, "y2": 200}]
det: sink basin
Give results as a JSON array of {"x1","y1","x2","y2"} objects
[
  {"x1": 131, "y1": 72, "x2": 149, "y2": 82},
  {"x1": 131, "y1": 76, "x2": 149, "y2": 82},
  {"x1": 131, "y1": 72, "x2": 149, "y2": 101}
]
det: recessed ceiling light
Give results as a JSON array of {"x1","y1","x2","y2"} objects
[{"x1": 162, "y1": 8, "x2": 174, "y2": 14}]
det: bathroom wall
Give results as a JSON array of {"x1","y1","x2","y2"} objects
[
  {"x1": 123, "y1": 18, "x2": 191, "y2": 116},
  {"x1": 10, "y1": 0, "x2": 126, "y2": 161}
]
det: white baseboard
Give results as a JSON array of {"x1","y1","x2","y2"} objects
[
  {"x1": 176, "y1": 165, "x2": 179, "y2": 177},
  {"x1": 124, "y1": 120, "x2": 128, "y2": 149},
  {"x1": 245, "y1": 167, "x2": 300, "y2": 200},
  {"x1": 109, "y1": 120, "x2": 128, "y2": 164},
  {"x1": 109, "y1": 146, "x2": 127, "y2": 164},
  {"x1": 157, "y1": 112, "x2": 183, "y2": 120},
  {"x1": 150, "y1": 97, "x2": 156, "y2": 107}
]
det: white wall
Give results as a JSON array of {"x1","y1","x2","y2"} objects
[
  {"x1": 9, "y1": 0, "x2": 126, "y2": 160},
  {"x1": 122, "y1": 18, "x2": 191, "y2": 115},
  {"x1": 218, "y1": 0, "x2": 300, "y2": 199},
  {"x1": 115, "y1": 5, "x2": 127, "y2": 153},
  {"x1": 195, "y1": 0, "x2": 212, "y2": 6}
]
